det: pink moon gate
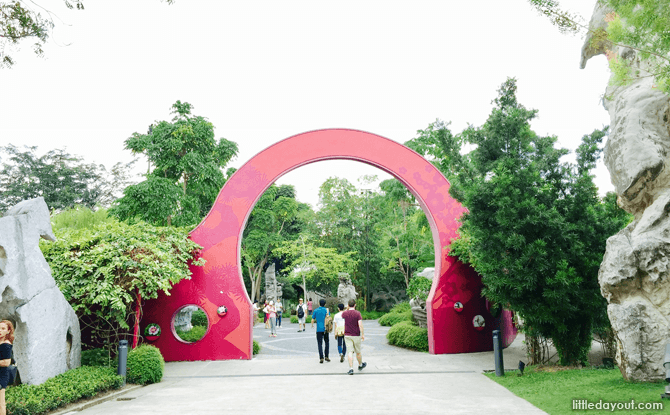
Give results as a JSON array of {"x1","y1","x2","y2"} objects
[{"x1": 142, "y1": 129, "x2": 517, "y2": 361}]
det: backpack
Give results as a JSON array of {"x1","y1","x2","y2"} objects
[
  {"x1": 325, "y1": 314, "x2": 333, "y2": 333},
  {"x1": 297, "y1": 305, "x2": 305, "y2": 318}
]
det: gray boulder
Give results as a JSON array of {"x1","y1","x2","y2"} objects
[
  {"x1": 0, "y1": 198, "x2": 81, "y2": 385},
  {"x1": 583, "y1": 1, "x2": 670, "y2": 382}
]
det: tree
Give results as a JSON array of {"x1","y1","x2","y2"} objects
[
  {"x1": 376, "y1": 181, "x2": 434, "y2": 289},
  {"x1": 110, "y1": 101, "x2": 238, "y2": 227},
  {"x1": 528, "y1": 0, "x2": 670, "y2": 94},
  {"x1": 441, "y1": 78, "x2": 630, "y2": 365},
  {"x1": 0, "y1": 0, "x2": 173, "y2": 68},
  {"x1": 241, "y1": 184, "x2": 303, "y2": 302},
  {"x1": 40, "y1": 207, "x2": 203, "y2": 349},
  {"x1": 0, "y1": 144, "x2": 133, "y2": 213},
  {"x1": 273, "y1": 235, "x2": 358, "y2": 295}
]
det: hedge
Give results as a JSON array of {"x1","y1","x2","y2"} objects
[
  {"x1": 378, "y1": 310, "x2": 413, "y2": 327},
  {"x1": 386, "y1": 320, "x2": 429, "y2": 352},
  {"x1": 253, "y1": 340, "x2": 260, "y2": 355},
  {"x1": 6, "y1": 366, "x2": 123, "y2": 415},
  {"x1": 126, "y1": 344, "x2": 165, "y2": 385},
  {"x1": 290, "y1": 316, "x2": 312, "y2": 324}
]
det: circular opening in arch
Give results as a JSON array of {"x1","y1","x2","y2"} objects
[{"x1": 171, "y1": 305, "x2": 209, "y2": 344}]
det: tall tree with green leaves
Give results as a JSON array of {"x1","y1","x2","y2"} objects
[
  {"x1": 437, "y1": 78, "x2": 629, "y2": 365},
  {"x1": 110, "y1": 101, "x2": 238, "y2": 227},
  {"x1": 241, "y1": 184, "x2": 305, "y2": 302},
  {"x1": 0, "y1": 145, "x2": 133, "y2": 213}
]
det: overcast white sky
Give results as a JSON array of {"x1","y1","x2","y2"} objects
[{"x1": 0, "y1": 0, "x2": 613, "y2": 208}]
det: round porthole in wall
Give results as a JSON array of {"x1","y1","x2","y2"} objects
[
  {"x1": 172, "y1": 305, "x2": 209, "y2": 344},
  {"x1": 454, "y1": 302, "x2": 464, "y2": 313},
  {"x1": 473, "y1": 315, "x2": 485, "y2": 331},
  {"x1": 144, "y1": 323, "x2": 161, "y2": 342}
]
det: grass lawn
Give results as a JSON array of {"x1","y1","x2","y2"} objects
[{"x1": 485, "y1": 366, "x2": 668, "y2": 414}]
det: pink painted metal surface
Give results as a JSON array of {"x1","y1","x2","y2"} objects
[{"x1": 141, "y1": 129, "x2": 516, "y2": 361}]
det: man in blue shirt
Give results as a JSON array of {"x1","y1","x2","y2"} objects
[{"x1": 312, "y1": 299, "x2": 330, "y2": 363}]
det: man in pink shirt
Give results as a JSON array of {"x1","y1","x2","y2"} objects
[{"x1": 342, "y1": 299, "x2": 366, "y2": 375}]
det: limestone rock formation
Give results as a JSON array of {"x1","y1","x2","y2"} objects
[
  {"x1": 410, "y1": 268, "x2": 434, "y2": 328},
  {"x1": 336, "y1": 273, "x2": 357, "y2": 306},
  {"x1": 264, "y1": 263, "x2": 282, "y2": 301},
  {"x1": 0, "y1": 198, "x2": 81, "y2": 385},
  {"x1": 582, "y1": 2, "x2": 670, "y2": 381}
]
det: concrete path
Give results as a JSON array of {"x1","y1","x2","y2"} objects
[{"x1": 65, "y1": 320, "x2": 547, "y2": 415}]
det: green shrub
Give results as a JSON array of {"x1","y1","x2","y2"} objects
[
  {"x1": 389, "y1": 302, "x2": 411, "y2": 314},
  {"x1": 190, "y1": 309, "x2": 208, "y2": 327},
  {"x1": 360, "y1": 311, "x2": 385, "y2": 320},
  {"x1": 386, "y1": 320, "x2": 428, "y2": 351},
  {"x1": 81, "y1": 348, "x2": 112, "y2": 367},
  {"x1": 6, "y1": 366, "x2": 123, "y2": 415},
  {"x1": 356, "y1": 298, "x2": 366, "y2": 311},
  {"x1": 379, "y1": 310, "x2": 413, "y2": 326},
  {"x1": 176, "y1": 325, "x2": 207, "y2": 343},
  {"x1": 126, "y1": 344, "x2": 165, "y2": 385},
  {"x1": 253, "y1": 340, "x2": 260, "y2": 355},
  {"x1": 407, "y1": 277, "x2": 432, "y2": 302},
  {"x1": 290, "y1": 315, "x2": 312, "y2": 324}
]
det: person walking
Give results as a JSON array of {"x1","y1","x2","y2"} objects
[
  {"x1": 275, "y1": 298, "x2": 283, "y2": 328},
  {"x1": 264, "y1": 300, "x2": 270, "y2": 329},
  {"x1": 307, "y1": 298, "x2": 314, "y2": 328},
  {"x1": 333, "y1": 303, "x2": 347, "y2": 362},
  {"x1": 296, "y1": 298, "x2": 307, "y2": 332},
  {"x1": 311, "y1": 299, "x2": 330, "y2": 363},
  {"x1": 0, "y1": 320, "x2": 15, "y2": 415},
  {"x1": 342, "y1": 299, "x2": 366, "y2": 375},
  {"x1": 267, "y1": 301, "x2": 277, "y2": 337},
  {"x1": 252, "y1": 301, "x2": 260, "y2": 326}
]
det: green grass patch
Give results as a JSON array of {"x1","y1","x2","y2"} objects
[
  {"x1": 379, "y1": 310, "x2": 413, "y2": 326},
  {"x1": 485, "y1": 366, "x2": 666, "y2": 415}
]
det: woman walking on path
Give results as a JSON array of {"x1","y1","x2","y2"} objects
[
  {"x1": 0, "y1": 320, "x2": 15, "y2": 415},
  {"x1": 267, "y1": 301, "x2": 277, "y2": 337},
  {"x1": 264, "y1": 300, "x2": 270, "y2": 329}
]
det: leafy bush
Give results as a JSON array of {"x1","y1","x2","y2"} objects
[
  {"x1": 253, "y1": 340, "x2": 260, "y2": 355},
  {"x1": 389, "y1": 302, "x2": 411, "y2": 314},
  {"x1": 175, "y1": 325, "x2": 207, "y2": 343},
  {"x1": 360, "y1": 311, "x2": 385, "y2": 320},
  {"x1": 407, "y1": 276, "x2": 432, "y2": 302},
  {"x1": 325, "y1": 297, "x2": 339, "y2": 314},
  {"x1": 379, "y1": 310, "x2": 413, "y2": 327},
  {"x1": 6, "y1": 366, "x2": 123, "y2": 415},
  {"x1": 191, "y1": 309, "x2": 208, "y2": 327},
  {"x1": 356, "y1": 298, "x2": 366, "y2": 311},
  {"x1": 81, "y1": 348, "x2": 112, "y2": 367},
  {"x1": 126, "y1": 344, "x2": 165, "y2": 385},
  {"x1": 290, "y1": 316, "x2": 312, "y2": 324},
  {"x1": 386, "y1": 320, "x2": 428, "y2": 351}
]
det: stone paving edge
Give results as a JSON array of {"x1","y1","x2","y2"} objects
[{"x1": 49, "y1": 384, "x2": 144, "y2": 415}]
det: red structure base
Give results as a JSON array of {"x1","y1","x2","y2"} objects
[{"x1": 142, "y1": 129, "x2": 516, "y2": 361}]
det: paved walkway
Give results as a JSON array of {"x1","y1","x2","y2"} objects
[{"x1": 66, "y1": 320, "x2": 548, "y2": 415}]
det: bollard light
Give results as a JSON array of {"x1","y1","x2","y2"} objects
[
  {"x1": 493, "y1": 330, "x2": 504, "y2": 377},
  {"x1": 118, "y1": 340, "x2": 128, "y2": 386}
]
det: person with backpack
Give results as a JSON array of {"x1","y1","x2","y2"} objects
[
  {"x1": 296, "y1": 298, "x2": 307, "y2": 332},
  {"x1": 311, "y1": 299, "x2": 331, "y2": 363},
  {"x1": 333, "y1": 303, "x2": 347, "y2": 362}
]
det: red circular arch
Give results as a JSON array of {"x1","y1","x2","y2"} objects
[{"x1": 142, "y1": 129, "x2": 516, "y2": 361}]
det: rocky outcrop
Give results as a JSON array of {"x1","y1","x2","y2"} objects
[
  {"x1": 583, "y1": 2, "x2": 670, "y2": 381},
  {"x1": 410, "y1": 268, "x2": 434, "y2": 328},
  {"x1": 337, "y1": 273, "x2": 357, "y2": 306},
  {"x1": 0, "y1": 198, "x2": 81, "y2": 385}
]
